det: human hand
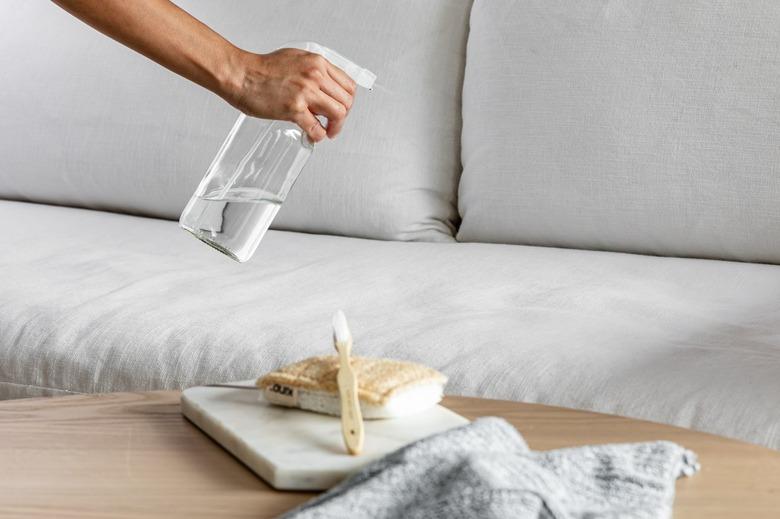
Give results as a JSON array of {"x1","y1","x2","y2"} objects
[{"x1": 223, "y1": 48, "x2": 357, "y2": 143}]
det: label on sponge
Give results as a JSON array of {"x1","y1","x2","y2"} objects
[{"x1": 264, "y1": 383, "x2": 300, "y2": 408}]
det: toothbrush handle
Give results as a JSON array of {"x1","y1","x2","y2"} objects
[{"x1": 337, "y1": 343, "x2": 364, "y2": 455}]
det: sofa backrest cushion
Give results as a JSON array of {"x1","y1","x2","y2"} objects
[
  {"x1": 0, "y1": 0, "x2": 472, "y2": 242},
  {"x1": 458, "y1": 0, "x2": 780, "y2": 262}
]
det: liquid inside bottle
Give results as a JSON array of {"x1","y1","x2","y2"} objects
[{"x1": 180, "y1": 187, "x2": 283, "y2": 262}]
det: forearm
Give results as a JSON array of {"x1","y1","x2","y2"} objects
[
  {"x1": 53, "y1": 0, "x2": 355, "y2": 142},
  {"x1": 52, "y1": 0, "x2": 243, "y2": 99}
]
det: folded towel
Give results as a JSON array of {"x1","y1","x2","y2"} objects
[{"x1": 283, "y1": 417, "x2": 699, "y2": 519}]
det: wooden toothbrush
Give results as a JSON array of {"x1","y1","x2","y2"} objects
[{"x1": 332, "y1": 310, "x2": 364, "y2": 455}]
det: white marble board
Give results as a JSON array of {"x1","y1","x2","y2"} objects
[{"x1": 181, "y1": 382, "x2": 469, "y2": 490}]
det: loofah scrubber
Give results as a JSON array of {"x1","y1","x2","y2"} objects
[{"x1": 257, "y1": 355, "x2": 447, "y2": 419}]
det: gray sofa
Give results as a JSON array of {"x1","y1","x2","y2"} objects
[{"x1": 2, "y1": 1, "x2": 780, "y2": 451}]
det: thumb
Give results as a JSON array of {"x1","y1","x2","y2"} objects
[{"x1": 295, "y1": 111, "x2": 327, "y2": 144}]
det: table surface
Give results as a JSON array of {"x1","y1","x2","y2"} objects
[{"x1": 1, "y1": 391, "x2": 779, "y2": 518}]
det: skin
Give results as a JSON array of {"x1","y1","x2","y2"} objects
[{"x1": 52, "y1": 0, "x2": 357, "y2": 143}]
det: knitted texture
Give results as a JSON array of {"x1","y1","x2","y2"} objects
[
  {"x1": 283, "y1": 417, "x2": 699, "y2": 519},
  {"x1": 257, "y1": 355, "x2": 447, "y2": 406}
]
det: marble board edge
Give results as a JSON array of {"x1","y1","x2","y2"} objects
[
  {"x1": 180, "y1": 383, "x2": 470, "y2": 491},
  {"x1": 181, "y1": 389, "x2": 281, "y2": 487}
]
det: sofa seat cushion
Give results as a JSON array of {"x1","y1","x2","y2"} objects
[{"x1": 2, "y1": 200, "x2": 780, "y2": 449}]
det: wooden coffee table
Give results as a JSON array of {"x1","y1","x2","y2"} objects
[{"x1": 1, "y1": 391, "x2": 779, "y2": 518}]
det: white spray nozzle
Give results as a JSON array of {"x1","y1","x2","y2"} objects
[{"x1": 281, "y1": 41, "x2": 376, "y2": 90}]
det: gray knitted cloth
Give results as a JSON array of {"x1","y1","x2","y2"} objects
[{"x1": 283, "y1": 417, "x2": 699, "y2": 519}]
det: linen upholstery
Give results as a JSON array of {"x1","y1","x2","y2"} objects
[
  {"x1": 3, "y1": 201, "x2": 780, "y2": 449},
  {"x1": 458, "y1": 0, "x2": 780, "y2": 263},
  {"x1": 0, "y1": 0, "x2": 471, "y2": 241}
]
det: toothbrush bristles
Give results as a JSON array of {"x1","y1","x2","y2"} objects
[{"x1": 332, "y1": 310, "x2": 352, "y2": 344}]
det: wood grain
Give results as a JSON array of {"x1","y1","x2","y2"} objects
[{"x1": 0, "y1": 391, "x2": 778, "y2": 518}]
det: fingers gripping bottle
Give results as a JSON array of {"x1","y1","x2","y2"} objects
[{"x1": 180, "y1": 42, "x2": 376, "y2": 262}]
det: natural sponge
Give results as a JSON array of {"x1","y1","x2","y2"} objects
[{"x1": 257, "y1": 355, "x2": 447, "y2": 419}]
